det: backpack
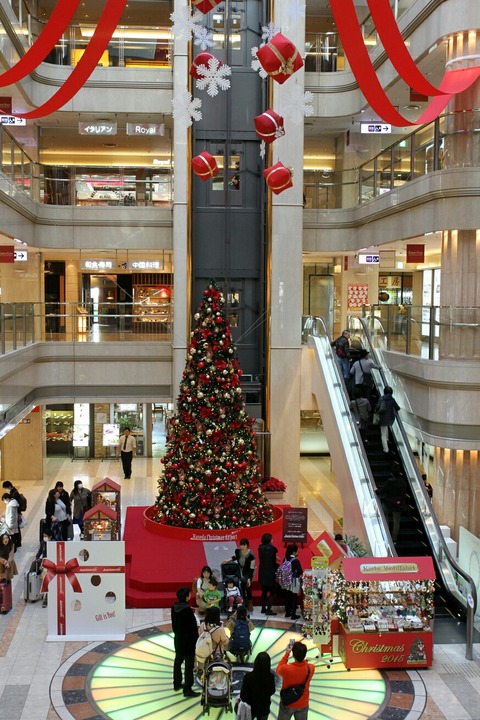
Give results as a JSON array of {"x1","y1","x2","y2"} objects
[
  {"x1": 230, "y1": 620, "x2": 251, "y2": 652},
  {"x1": 17, "y1": 493, "x2": 27, "y2": 513},
  {"x1": 276, "y1": 559, "x2": 293, "y2": 590},
  {"x1": 195, "y1": 627, "x2": 213, "y2": 660}
]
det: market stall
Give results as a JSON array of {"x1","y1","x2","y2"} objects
[{"x1": 336, "y1": 556, "x2": 435, "y2": 669}]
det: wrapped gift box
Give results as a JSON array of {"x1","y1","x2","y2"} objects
[
  {"x1": 192, "y1": 151, "x2": 219, "y2": 181},
  {"x1": 42, "y1": 540, "x2": 125, "y2": 641},
  {"x1": 264, "y1": 161, "x2": 293, "y2": 194},
  {"x1": 190, "y1": 52, "x2": 220, "y2": 80},
  {"x1": 254, "y1": 109, "x2": 285, "y2": 144},
  {"x1": 192, "y1": 0, "x2": 222, "y2": 14},
  {"x1": 256, "y1": 33, "x2": 303, "y2": 84}
]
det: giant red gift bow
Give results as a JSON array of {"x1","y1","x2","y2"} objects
[
  {"x1": 17, "y1": 0, "x2": 127, "y2": 119},
  {"x1": 329, "y1": 0, "x2": 480, "y2": 127},
  {"x1": 41, "y1": 541, "x2": 125, "y2": 636},
  {"x1": 0, "y1": 0, "x2": 82, "y2": 87}
]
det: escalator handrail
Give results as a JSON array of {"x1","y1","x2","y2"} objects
[
  {"x1": 305, "y1": 315, "x2": 395, "y2": 557},
  {"x1": 351, "y1": 314, "x2": 477, "y2": 657}
]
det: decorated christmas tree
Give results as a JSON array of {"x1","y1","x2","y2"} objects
[{"x1": 155, "y1": 279, "x2": 274, "y2": 529}]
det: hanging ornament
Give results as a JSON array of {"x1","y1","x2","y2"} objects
[
  {"x1": 264, "y1": 161, "x2": 293, "y2": 195},
  {"x1": 254, "y1": 109, "x2": 285, "y2": 144},
  {"x1": 256, "y1": 33, "x2": 303, "y2": 84},
  {"x1": 191, "y1": 0, "x2": 223, "y2": 14},
  {"x1": 190, "y1": 52, "x2": 219, "y2": 79},
  {"x1": 192, "y1": 151, "x2": 219, "y2": 181}
]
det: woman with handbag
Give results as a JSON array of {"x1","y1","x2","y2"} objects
[
  {"x1": 70, "y1": 480, "x2": 92, "y2": 540},
  {"x1": 239, "y1": 651, "x2": 276, "y2": 720},
  {"x1": 44, "y1": 488, "x2": 67, "y2": 541}
]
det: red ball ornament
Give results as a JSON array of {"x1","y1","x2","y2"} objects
[
  {"x1": 198, "y1": 361, "x2": 205, "y2": 369},
  {"x1": 225, "y1": 461, "x2": 232, "y2": 469},
  {"x1": 232, "y1": 515, "x2": 238, "y2": 522}
]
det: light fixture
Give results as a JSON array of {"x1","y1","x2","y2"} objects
[{"x1": 80, "y1": 26, "x2": 171, "y2": 39}]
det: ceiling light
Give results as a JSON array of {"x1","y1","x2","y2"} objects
[
  {"x1": 403, "y1": 104, "x2": 421, "y2": 110},
  {"x1": 80, "y1": 26, "x2": 171, "y2": 40}
]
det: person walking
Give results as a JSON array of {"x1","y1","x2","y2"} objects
[
  {"x1": 240, "y1": 651, "x2": 276, "y2": 720},
  {"x1": 276, "y1": 641, "x2": 315, "y2": 720},
  {"x1": 258, "y1": 533, "x2": 278, "y2": 616},
  {"x1": 1, "y1": 493, "x2": 20, "y2": 551},
  {"x1": 332, "y1": 329, "x2": 351, "y2": 381},
  {"x1": 171, "y1": 586, "x2": 200, "y2": 697},
  {"x1": 379, "y1": 474, "x2": 408, "y2": 542},
  {"x1": 117, "y1": 426, "x2": 136, "y2": 479},
  {"x1": 2, "y1": 481, "x2": 24, "y2": 549},
  {"x1": 349, "y1": 388, "x2": 371, "y2": 444},
  {"x1": 69, "y1": 480, "x2": 92, "y2": 539},
  {"x1": 349, "y1": 348, "x2": 380, "y2": 397},
  {"x1": 375, "y1": 386, "x2": 400, "y2": 453}
]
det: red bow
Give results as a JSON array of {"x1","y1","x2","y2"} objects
[{"x1": 42, "y1": 556, "x2": 82, "y2": 594}]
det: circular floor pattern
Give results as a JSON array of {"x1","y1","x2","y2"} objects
[{"x1": 55, "y1": 622, "x2": 422, "y2": 720}]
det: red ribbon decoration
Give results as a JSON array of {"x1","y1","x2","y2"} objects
[
  {"x1": 329, "y1": 0, "x2": 480, "y2": 126},
  {"x1": 41, "y1": 541, "x2": 125, "y2": 636},
  {"x1": 366, "y1": 0, "x2": 480, "y2": 98},
  {"x1": 0, "y1": 0, "x2": 82, "y2": 87},
  {"x1": 17, "y1": 0, "x2": 127, "y2": 119}
]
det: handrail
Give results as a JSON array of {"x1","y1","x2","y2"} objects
[
  {"x1": 302, "y1": 315, "x2": 394, "y2": 558},
  {"x1": 348, "y1": 314, "x2": 478, "y2": 660}
]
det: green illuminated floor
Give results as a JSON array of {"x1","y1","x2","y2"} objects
[{"x1": 89, "y1": 626, "x2": 387, "y2": 720}]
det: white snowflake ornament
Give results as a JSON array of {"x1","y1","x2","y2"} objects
[
  {"x1": 172, "y1": 91, "x2": 203, "y2": 127},
  {"x1": 194, "y1": 26, "x2": 214, "y2": 51},
  {"x1": 196, "y1": 58, "x2": 232, "y2": 97},
  {"x1": 282, "y1": 81, "x2": 314, "y2": 125},
  {"x1": 259, "y1": 140, "x2": 266, "y2": 159},
  {"x1": 170, "y1": 6, "x2": 204, "y2": 42},
  {"x1": 251, "y1": 46, "x2": 268, "y2": 79},
  {"x1": 261, "y1": 22, "x2": 281, "y2": 43}
]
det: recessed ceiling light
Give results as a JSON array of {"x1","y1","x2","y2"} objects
[
  {"x1": 403, "y1": 104, "x2": 421, "y2": 110},
  {"x1": 102, "y1": 143, "x2": 117, "y2": 148}
]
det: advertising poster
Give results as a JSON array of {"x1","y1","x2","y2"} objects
[
  {"x1": 347, "y1": 283, "x2": 368, "y2": 310},
  {"x1": 103, "y1": 423, "x2": 120, "y2": 447}
]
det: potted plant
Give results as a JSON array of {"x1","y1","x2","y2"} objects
[{"x1": 261, "y1": 477, "x2": 287, "y2": 501}]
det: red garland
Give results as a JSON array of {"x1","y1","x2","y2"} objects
[
  {"x1": 0, "y1": 0, "x2": 82, "y2": 87},
  {"x1": 329, "y1": 0, "x2": 480, "y2": 127},
  {"x1": 17, "y1": 0, "x2": 127, "y2": 118}
]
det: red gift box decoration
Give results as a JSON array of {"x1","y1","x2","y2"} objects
[
  {"x1": 256, "y1": 33, "x2": 303, "y2": 84},
  {"x1": 192, "y1": 151, "x2": 219, "y2": 181},
  {"x1": 190, "y1": 52, "x2": 220, "y2": 80},
  {"x1": 264, "y1": 161, "x2": 293, "y2": 195},
  {"x1": 191, "y1": 0, "x2": 222, "y2": 14},
  {"x1": 254, "y1": 109, "x2": 285, "y2": 144}
]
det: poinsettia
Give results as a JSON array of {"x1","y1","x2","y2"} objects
[{"x1": 261, "y1": 477, "x2": 287, "y2": 492}]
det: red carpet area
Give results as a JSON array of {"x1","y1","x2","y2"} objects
[{"x1": 124, "y1": 505, "x2": 315, "y2": 608}]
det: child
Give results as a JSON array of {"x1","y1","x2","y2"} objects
[
  {"x1": 226, "y1": 605, "x2": 253, "y2": 658},
  {"x1": 202, "y1": 577, "x2": 222, "y2": 608},
  {"x1": 225, "y1": 579, "x2": 243, "y2": 613}
]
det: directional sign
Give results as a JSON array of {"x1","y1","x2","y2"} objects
[
  {"x1": 361, "y1": 123, "x2": 391, "y2": 134},
  {"x1": 14, "y1": 250, "x2": 28, "y2": 261},
  {"x1": 0, "y1": 115, "x2": 27, "y2": 126},
  {"x1": 358, "y1": 253, "x2": 380, "y2": 264}
]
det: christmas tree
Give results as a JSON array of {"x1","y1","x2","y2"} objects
[{"x1": 155, "y1": 279, "x2": 274, "y2": 529}]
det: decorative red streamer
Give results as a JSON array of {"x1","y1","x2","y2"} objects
[
  {"x1": 329, "y1": 0, "x2": 480, "y2": 126},
  {"x1": 0, "y1": 0, "x2": 82, "y2": 87},
  {"x1": 367, "y1": 0, "x2": 480, "y2": 97},
  {"x1": 17, "y1": 0, "x2": 127, "y2": 119}
]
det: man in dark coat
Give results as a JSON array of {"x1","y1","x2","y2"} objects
[
  {"x1": 258, "y1": 533, "x2": 278, "y2": 616},
  {"x1": 380, "y1": 474, "x2": 408, "y2": 542},
  {"x1": 171, "y1": 587, "x2": 200, "y2": 697}
]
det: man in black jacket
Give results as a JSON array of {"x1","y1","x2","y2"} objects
[{"x1": 171, "y1": 587, "x2": 200, "y2": 697}]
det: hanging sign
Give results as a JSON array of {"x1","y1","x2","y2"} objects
[
  {"x1": 79, "y1": 122, "x2": 117, "y2": 135},
  {"x1": 0, "y1": 97, "x2": 12, "y2": 113},
  {"x1": 361, "y1": 123, "x2": 391, "y2": 134},
  {"x1": 406, "y1": 244, "x2": 425, "y2": 263},
  {"x1": 0, "y1": 246, "x2": 14, "y2": 263},
  {"x1": 14, "y1": 250, "x2": 28, "y2": 261}
]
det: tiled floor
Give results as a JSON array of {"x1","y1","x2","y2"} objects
[{"x1": 0, "y1": 454, "x2": 479, "y2": 719}]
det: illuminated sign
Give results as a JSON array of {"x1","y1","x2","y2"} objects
[
  {"x1": 14, "y1": 250, "x2": 28, "y2": 261},
  {"x1": 126, "y1": 123, "x2": 165, "y2": 136},
  {"x1": 361, "y1": 123, "x2": 391, "y2": 134},
  {"x1": 128, "y1": 260, "x2": 164, "y2": 270},
  {"x1": 81, "y1": 259, "x2": 115, "y2": 270},
  {"x1": 79, "y1": 122, "x2": 117, "y2": 135},
  {"x1": 358, "y1": 254, "x2": 380, "y2": 264},
  {"x1": 0, "y1": 115, "x2": 26, "y2": 126}
]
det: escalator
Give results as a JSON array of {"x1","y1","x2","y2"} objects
[{"x1": 304, "y1": 315, "x2": 477, "y2": 653}]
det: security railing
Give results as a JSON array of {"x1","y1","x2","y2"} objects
[
  {"x1": 0, "y1": 301, "x2": 173, "y2": 354},
  {"x1": 361, "y1": 304, "x2": 480, "y2": 361}
]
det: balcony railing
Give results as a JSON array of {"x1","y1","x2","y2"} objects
[{"x1": 0, "y1": 302, "x2": 173, "y2": 354}]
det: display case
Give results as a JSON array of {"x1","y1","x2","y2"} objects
[
  {"x1": 91, "y1": 477, "x2": 121, "y2": 529},
  {"x1": 45, "y1": 406, "x2": 73, "y2": 455},
  {"x1": 83, "y1": 503, "x2": 118, "y2": 541},
  {"x1": 132, "y1": 284, "x2": 172, "y2": 334},
  {"x1": 337, "y1": 557, "x2": 435, "y2": 670}
]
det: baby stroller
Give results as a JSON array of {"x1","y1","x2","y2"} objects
[
  {"x1": 220, "y1": 561, "x2": 243, "y2": 614},
  {"x1": 201, "y1": 656, "x2": 233, "y2": 715}
]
